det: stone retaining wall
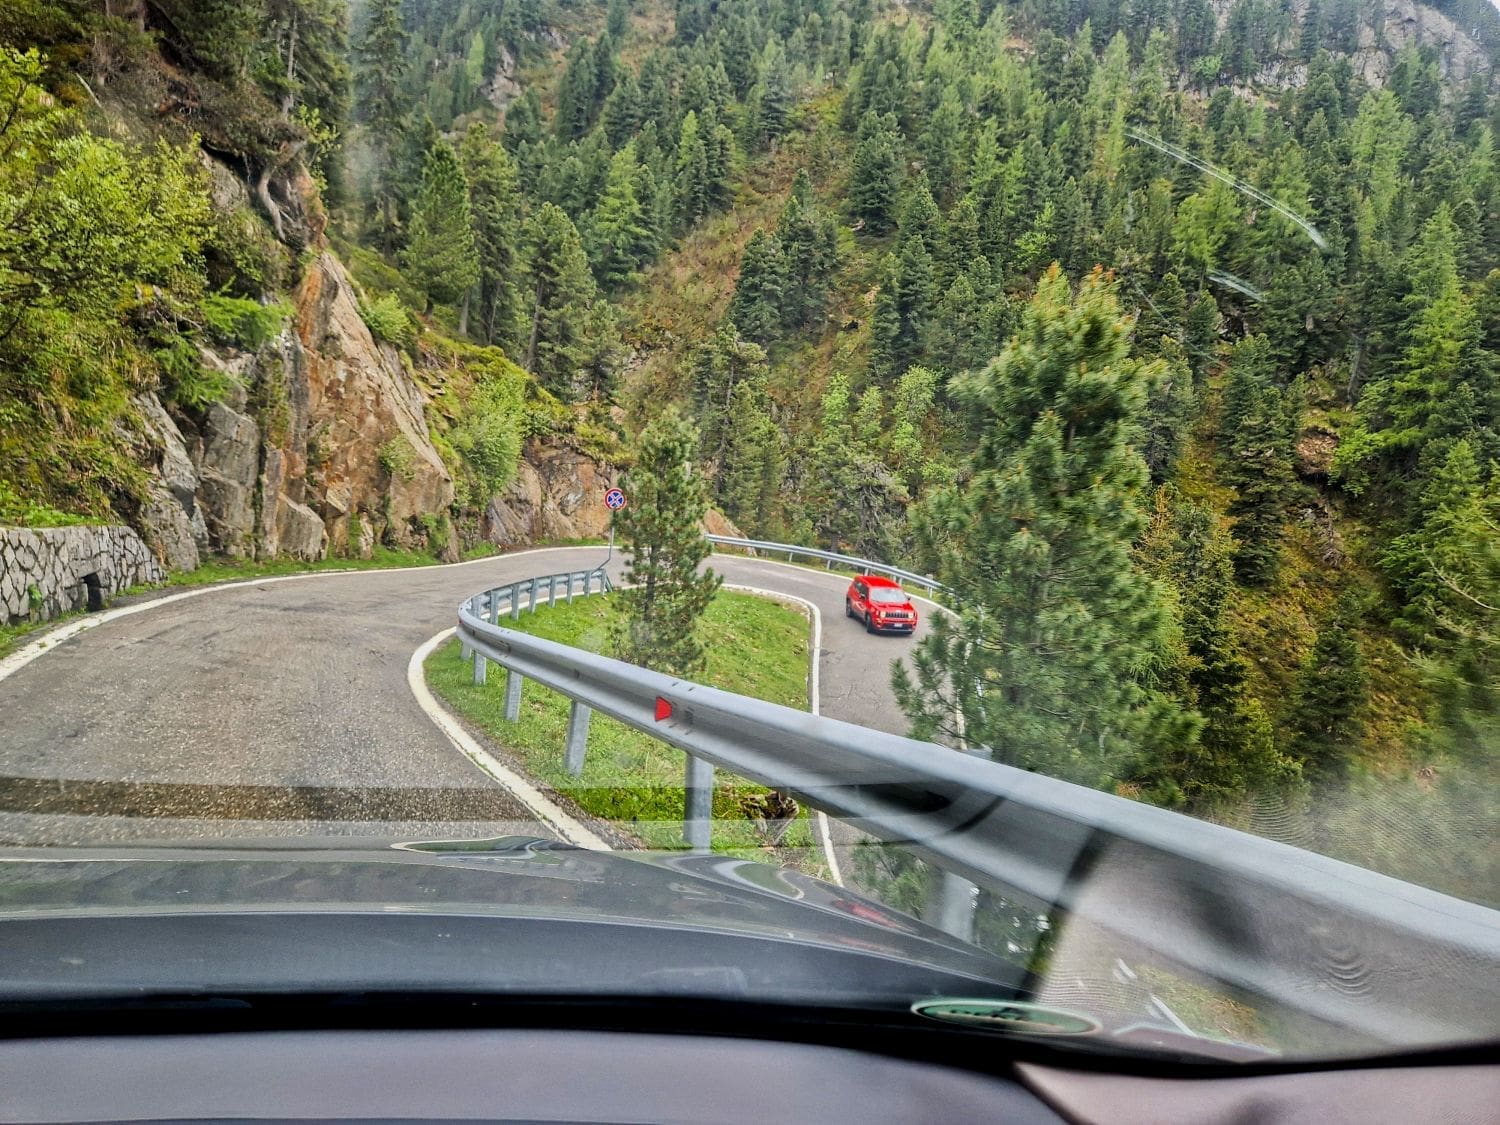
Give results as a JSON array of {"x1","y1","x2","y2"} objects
[{"x1": 0, "y1": 526, "x2": 164, "y2": 626}]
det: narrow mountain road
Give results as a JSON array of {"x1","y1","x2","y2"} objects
[{"x1": 0, "y1": 547, "x2": 927, "y2": 844}]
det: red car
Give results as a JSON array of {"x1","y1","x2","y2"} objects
[{"x1": 845, "y1": 574, "x2": 919, "y2": 635}]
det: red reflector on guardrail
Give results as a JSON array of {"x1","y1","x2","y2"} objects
[{"x1": 655, "y1": 697, "x2": 673, "y2": 721}]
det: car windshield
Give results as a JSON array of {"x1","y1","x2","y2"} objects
[{"x1": 1, "y1": 0, "x2": 1497, "y2": 1072}]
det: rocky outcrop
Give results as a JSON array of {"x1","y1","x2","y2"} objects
[
  {"x1": 483, "y1": 44, "x2": 523, "y2": 114},
  {"x1": 285, "y1": 251, "x2": 453, "y2": 556},
  {"x1": 133, "y1": 246, "x2": 455, "y2": 569},
  {"x1": 1209, "y1": 0, "x2": 1493, "y2": 87},
  {"x1": 700, "y1": 508, "x2": 746, "y2": 539},
  {"x1": 133, "y1": 394, "x2": 206, "y2": 572},
  {"x1": 196, "y1": 375, "x2": 262, "y2": 557},
  {"x1": 484, "y1": 438, "x2": 618, "y2": 546},
  {"x1": 0, "y1": 526, "x2": 163, "y2": 625},
  {"x1": 478, "y1": 437, "x2": 744, "y2": 547}
]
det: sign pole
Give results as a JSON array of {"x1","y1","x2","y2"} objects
[{"x1": 603, "y1": 486, "x2": 626, "y2": 569}]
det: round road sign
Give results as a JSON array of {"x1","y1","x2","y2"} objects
[{"x1": 605, "y1": 487, "x2": 626, "y2": 511}]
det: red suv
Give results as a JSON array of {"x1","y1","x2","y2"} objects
[{"x1": 846, "y1": 575, "x2": 919, "y2": 634}]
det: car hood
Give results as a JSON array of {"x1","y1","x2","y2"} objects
[{"x1": 0, "y1": 837, "x2": 1020, "y2": 1006}]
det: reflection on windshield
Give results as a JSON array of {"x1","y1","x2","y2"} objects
[{"x1": 1, "y1": 0, "x2": 1497, "y2": 1074}]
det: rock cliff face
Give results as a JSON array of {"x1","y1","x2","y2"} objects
[
  {"x1": 1209, "y1": 0, "x2": 1494, "y2": 87},
  {"x1": 135, "y1": 249, "x2": 457, "y2": 567},
  {"x1": 484, "y1": 439, "x2": 617, "y2": 545},
  {"x1": 281, "y1": 250, "x2": 454, "y2": 558}
]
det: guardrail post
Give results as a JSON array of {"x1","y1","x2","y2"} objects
[
  {"x1": 528, "y1": 579, "x2": 538, "y2": 613},
  {"x1": 547, "y1": 574, "x2": 556, "y2": 605},
  {"x1": 504, "y1": 668, "x2": 523, "y2": 721},
  {"x1": 510, "y1": 582, "x2": 521, "y2": 621},
  {"x1": 472, "y1": 647, "x2": 487, "y2": 686},
  {"x1": 684, "y1": 754, "x2": 714, "y2": 853},
  {"x1": 924, "y1": 869, "x2": 978, "y2": 943},
  {"x1": 490, "y1": 589, "x2": 501, "y2": 625},
  {"x1": 565, "y1": 701, "x2": 591, "y2": 776},
  {"x1": 566, "y1": 572, "x2": 575, "y2": 604}
]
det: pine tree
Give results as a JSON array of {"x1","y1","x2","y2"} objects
[
  {"x1": 1139, "y1": 341, "x2": 1195, "y2": 485},
  {"x1": 612, "y1": 409, "x2": 723, "y2": 678},
  {"x1": 607, "y1": 0, "x2": 629, "y2": 39},
  {"x1": 1382, "y1": 441, "x2": 1493, "y2": 639},
  {"x1": 401, "y1": 139, "x2": 480, "y2": 311},
  {"x1": 600, "y1": 71, "x2": 643, "y2": 148},
  {"x1": 899, "y1": 172, "x2": 942, "y2": 250},
  {"x1": 1334, "y1": 206, "x2": 1496, "y2": 516},
  {"x1": 774, "y1": 170, "x2": 838, "y2": 329},
  {"x1": 894, "y1": 268, "x2": 1198, "y2": 786},
  {"x1": 895, "y1": 233, "x2": 936, "y2": 355},
  {"x1": 1407, "y1": 442, "x2": 1500, "y2": 746},
  {"x1": 936, "y1": 196, "x2": 982, "y2": 289},
  {"x1": 805, "y1": 372, "x2": 871, "y2": 549},
  {"x1": 458, "y1": 123, "x2": 524, "y2": 350},
  {"x1": 718, "y1": 375, "x2": 783, "y2": 536},
  {"x1": 355, "y1": 0, "x2": 409, "y2": 246},
  {"x1": 922, "y1": 85, "x2": 964, "y2": 203},
  {"x1": 1138, "y1": 272, "x2": 1187, "y2": 355},
  {"x1": 928, "y1": 273, "x2": 991, "y2": 375},
  {"x1": 1184, "y1": 289, "x2": 1221, "y2": 384},
  {"x1": 869, "y1": 253, "x2": 904, "y2": 381},
  {"x1": 589, "y1": 142, "x2": 655, "y2": 287},
  {"x1": 502, "y1": 87, "x2": 543, "y2": 152},
  {"x1": 1221, "y1": 336, "x2": 1300, "y2": 586},
  {"x1": 691, "y1": 323, "x2": 770, "y2": 467},
  {"x1": 1133, "y1": 501, "x2": 1297, "y2": 809},
  {"x1": 886, "y1": 365, "x2": 942, "y2": 494},
  {"x1": 702, "y1": 107, "x2": 736, "y2": 211},
  {"x1": 1287, "y1": 591, "x2": 1367, "y2": 780},
  {"x1": 727, "y1": 230, "x2": 787, "y2": 344},
  {"x1": 673, "y1": 110, "x2": 711, "y2": 229},
  {"x1": 554, "y1": 38, "x2": 598, "y2": 140},
  {"x1": 849, "y1": 111, "x2": 902, "y2": 234},
  {"x1": 522, "y1": 203, "x2": 604, "y2": 400},
  {"x1": 748, "y1": 39, "x2": 793, "y2": 147}
]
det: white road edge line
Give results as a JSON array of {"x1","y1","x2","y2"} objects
[
  {"x1": 408, "y1": 627, "x2": 613, "y2": 852},
  {"x1": 0, "y1": 544, "x2": 606, "y2": 686},
  {"x1": 721, "y1": 582, "x2": 842, "y2": 887}
]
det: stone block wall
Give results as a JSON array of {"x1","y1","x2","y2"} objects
[{"x1": 0, "y1": 526, "x2": 164, "y2": 626}]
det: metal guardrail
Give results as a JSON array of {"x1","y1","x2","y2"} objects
[
  {"x1": 455, "y1": 567, "x2": 1500, "y2": 1047},
  {"x1": 705, "y1": 535, "x2": 946, "y2": 597}
]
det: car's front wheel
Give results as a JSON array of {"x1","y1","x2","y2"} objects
[
  {"x1": 845, "y1": 598, "x2": 855, "y2": 619},
  {"x1": 865, "y1": 612, "x2": 877, "y2": 634}
]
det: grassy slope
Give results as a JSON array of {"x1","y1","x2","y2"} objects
[
  {"x1": 617, "y1": 91, "x2": 868, "y2": 444},
  {"x1": 426, "y1": 590, "x2": 823, "y2": 864}
]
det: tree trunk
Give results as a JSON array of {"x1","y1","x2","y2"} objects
[
  {"x1": 525, "y1": 282, "x2": 544, "y2": 371},
  {"x1": 255, "y1": 165, "x2": 287, "y2": 243},
  {"x1": 458, "y1": 290, "x2": 471, "y2": 337},
  {"x1": 280, "y1": 11, "x2": 299, "y2": 120}
]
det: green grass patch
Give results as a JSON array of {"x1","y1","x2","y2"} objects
[
  {"x1": 151, "y1": 544, "x2": 488, "y2": 590},
  {"x1": 0, "y1": 611, "x2": 83, "y2": 658},
  {"x1": 426, "y1": 590, "x2": 822, "y2": 864}
]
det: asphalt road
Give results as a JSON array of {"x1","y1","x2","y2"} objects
[{"x1": 0, "y1": 546, "x2": 926, "y2": 844}]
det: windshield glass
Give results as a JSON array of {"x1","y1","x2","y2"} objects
[{"x1": 1, "y1": 0, "x2": 1497, "y2": 1070}]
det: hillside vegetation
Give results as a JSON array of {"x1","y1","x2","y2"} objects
[{"x1": 1, "y1": 0, "x2": 1496, "y2": 896}]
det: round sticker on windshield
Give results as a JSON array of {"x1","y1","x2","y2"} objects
[{"x1": 911, "y1": 998, "x2": 1101, "y2": 1036}]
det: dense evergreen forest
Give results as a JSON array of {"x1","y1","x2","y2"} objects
[{"x1": 1, "y1": 0, "x2": 1496, "y2": 897}]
